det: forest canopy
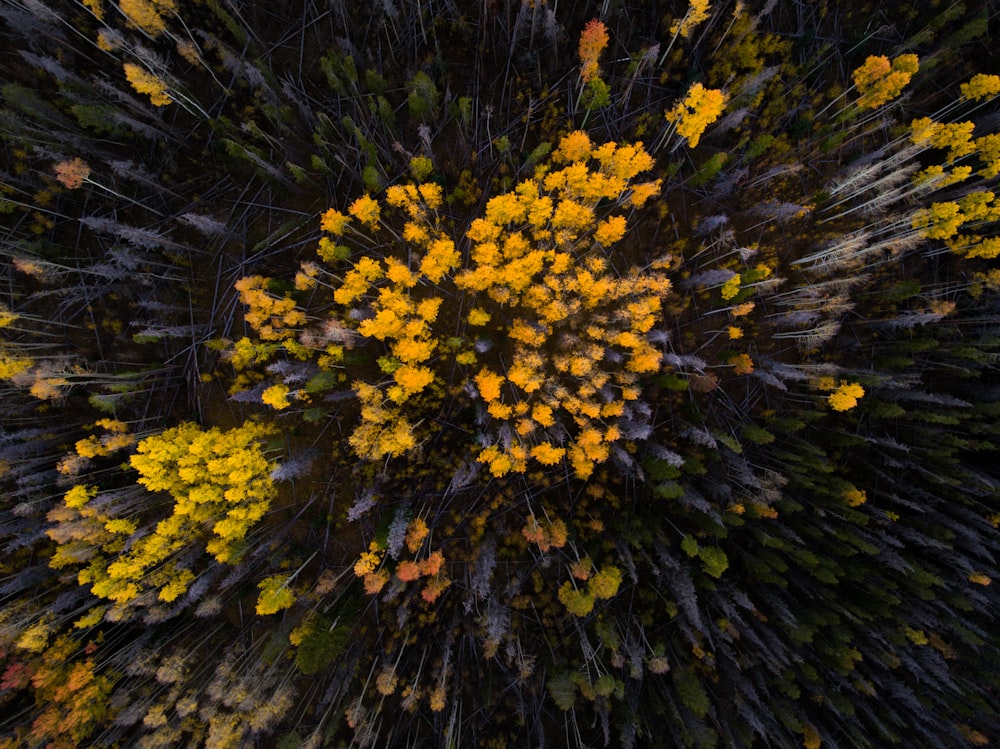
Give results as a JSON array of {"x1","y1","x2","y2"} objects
[{"x1": 0, "y1": 0, "x2": 999, "y2": 747}]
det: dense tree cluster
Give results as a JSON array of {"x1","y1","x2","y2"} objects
[{"x1": 0, "y1": 0, "x2": 998, "y2": 747}]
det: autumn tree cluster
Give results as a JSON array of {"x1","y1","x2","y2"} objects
[{"x1": 0, "y1": 1, "x2": 999, "y2": 748}]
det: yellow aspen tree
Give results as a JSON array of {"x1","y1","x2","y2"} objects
[
  {"x1": 912, "y1": 201, "x2": 964, "y2": 241},
  {"x1": 0, "y1": 308, "x2": 33, "y2": 383},
  {"x1": 256, "y1": 574, "x2": 296, "y2": 615},
  {"x1": 729, "y1": 353, "x2": 754, "y2": 375},
  {"x1": 557, "y1": 565, "x2": 621, "y2": 617},
  {"x1": 927, "y1": 122, "x2": 976, "y2": 161},
  {"x1": 843, "y1": 488, "x2": 867, "y2": 507},
  {"x1": 665, "y1": 83, "x2": 727, "y2": 148},
  {"x1": 974, "y1": 133, "x2": 1000, "y2": 179},
  {"x1": 670, "y1": 0, "x2": 711, "y2": 38},
  {"x1": 313, "y1": 186, "x2": 456, "y2": 454},
  {"x1": 119, "y1": 0, "x2": 175, "y2": 37},
  {"x1": 234, "y1": 276, "x2": 306, "y2": 341},
  {"x1": 72, "y1": 419, "x2": 136, "y2": 459},
  {"x1": 912, "y1": 192, "x2": 1000, "y2": 257},
  {"x1": 0, "y1": 304, "x2": 17, "y2": 329},
  {"x1": 657, "y1": 0, "x2": 712, "y2": 66},
  {"x1": 46, "y1": 484, "x2": 118, "y2": 572},
  {"x1": 852, "y1": 54, "x2": 919, "y2": 109},
  {"x1": 558, "y1": 582, "x2": 596, "y2": 617},
  {"x1": 320, "y1": 208, "x2": 351, "y2": 234},
  {"x1": 82, "y1": 0, "x2": 104, "y2": 19},
  {"x1": 828, "y1": 381, "x2": 865, "y2": 411},
  {"x1": 348, "y1": 383, "x2": 417, "y2": 460},
  {"x1": 587, "y1": 565, "x2": 623, "y2": 599},
  {"x1": 72, "y1": 421, "x2": 278, "y2": 607},
  {"x1": 802, "y1": 725, "x2": 823, "y2": 749},
  {"x1": 909, "y1": 116, "x2": 978, "y2": 186},
  {"x1": 122, "y1": 63, "x2": 171, "y2": 107},
  {"x1": 348, "y1": 195, "x2": 381, "y2": 228},
  {"x1": 353, "y1": 540, "x2": 390, "y2": 594},
  {"x1": 720, "y1": 274, "x2": 741, "y2": 300},
  {"x1": 353, "y1": 541, "x2": 384, "y2": 577},
  {"x1": 960, "y1": 73, "x2": 1000, "y2": 102},
  {"x1": 261, "y1": 383, "x2": 292, "y2": 409}
]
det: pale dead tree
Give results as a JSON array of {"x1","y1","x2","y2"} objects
[
  {"x1": 747, "y1": 201, "x2": 811, "y2": 229},
  {"x1": 695, "y1": 214, "x2": 729, "y2": 236},
  {"x1": 745, "y1": 163, "x2": 802, "y2": 189},
  {"x1": 681, "y1": 268, "x2": 737, "y2": 290},
  {"x1": 463, "y1": 536, "x2": 497, "y2": 613},
  {"x1": 771, "y1": 276, "x2": 859, "y2": 304},
  {"x1": 825, "y1": 144, "x2": 920, "y2": 200},
  {"x1": 712, "y1": 106, "x2": 749, "y2": 135},
  {"x1": 822, "y1": 164, "x2": 921, "y2": 221},
  {"x1": 771, "y1": 293, "x2": 853, "y2": 316},
  {"x1": 80, "y1": 217, "x2": 180, "y2": 252},
  {"x1": 854, "y1": 225, "x2": 928, "y2": 261},
  {"x1": 741, "y1": 65, "x2": 782, "y2": 99},
  {"x1": 755, "y1": 358, "x2": 839, "y2": 385},
  {"x1": 748, "y1": 276, "x2": 785, "y2": 296},
  {"x1": 876, "y1": 309, "x2": 957, "y2": 330},
  {"x1": 751, "y1": 369, "x2": 787, "y2": 391},
  {"x1": 711, "y1": 166, "x2": 748, "y2": 198},
  {"x1": 684, "y1": 427, "x2": 718, "y2": 449},
  {"x1": 446, "y1": 460, "x2": 480, "y2": 496},
  {"x1": 766, "y1": 309, "x2": 819, "y2": 328},
  {"x1": 179, "y1": 213, "x2": 229, "y2": 236},
  {"x1": 792, "y1": 231, "x2": 870, "y2": 268},
  {"x1": 19, "y1": 50, "x2": 80, "y2": 83},
  {"x1": 622, "y1": 39, "x2": 659, "y2": 94},
  {"x1": 385, "y1": 506, "x2": 410, "y2": 560},
  {"x1": 773, "y1": 320, "x2": 844, "y2": 349}
]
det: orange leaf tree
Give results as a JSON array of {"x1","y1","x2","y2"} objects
[{"x1": 231, "y1": 133, "x2": 670, "y2": 479}]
